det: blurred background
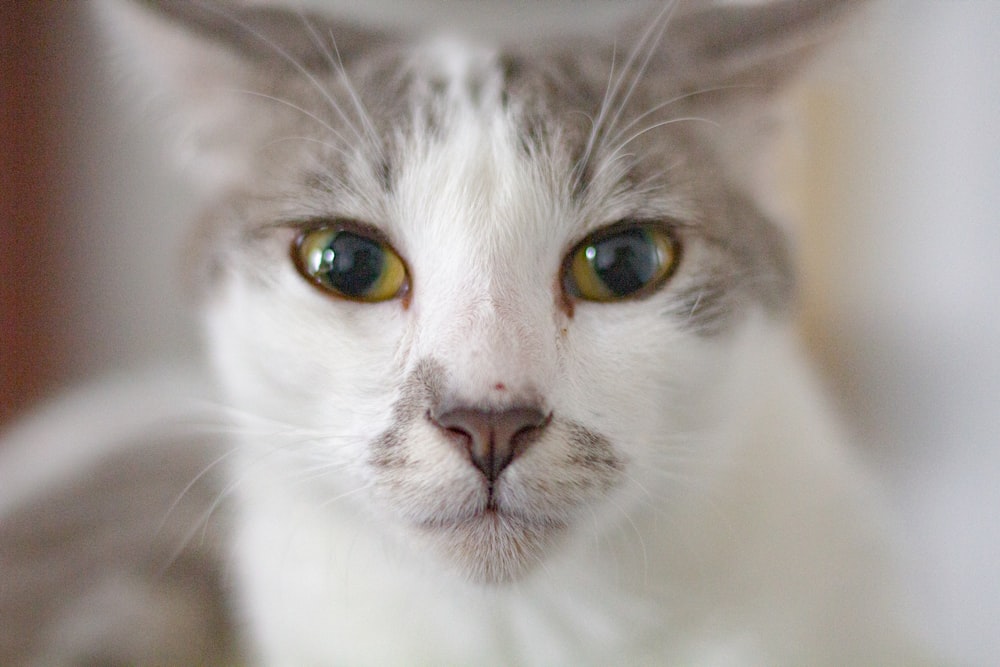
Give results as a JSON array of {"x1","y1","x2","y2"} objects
[{"x1": 2, "y1": 1, "x2": 998, "y2": 664}]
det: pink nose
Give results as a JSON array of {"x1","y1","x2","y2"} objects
[{"x1": 431, "y1": 406, "x2": 550, "y2": 481}]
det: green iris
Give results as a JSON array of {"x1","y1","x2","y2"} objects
[
  {"x1": 564, "y1": 224, "x2": 678, "y2": 301},
  {"x1": 295, "y1": 228, "x2": 407, "y2": 302}
]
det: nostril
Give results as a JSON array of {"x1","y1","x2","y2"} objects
[
  {"x1": 431, "y1": 406, "x2": 550, "y2": 482},
  {"x1": 441, "y1": 424, "x2": 473, "y2": 450}
]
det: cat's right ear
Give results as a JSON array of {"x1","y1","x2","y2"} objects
[{"x1": 96, "y1": 0, "x2": 387, "y2": 186}]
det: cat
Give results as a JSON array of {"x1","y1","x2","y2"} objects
[{"x1": 0, "y1": 0, "x2": 931, "y2": 664}]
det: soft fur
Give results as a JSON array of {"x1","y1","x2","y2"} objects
[{"x1": 0, "y1": 1, "x2": 928, "y2": 665}]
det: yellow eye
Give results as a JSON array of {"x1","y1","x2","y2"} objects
[
  {"x1": 564, "y1": 224, "x2": 678, "y2": 302},
  {"x1": 293, "y1": 227, "x2": 408, "y2": 302}
]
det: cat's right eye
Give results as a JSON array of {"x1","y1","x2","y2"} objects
[
  {"x1": 562, "y1": 223, "x2": 679, "y2": 302},
  {"x1": 293, "y1": 226, "x2": 408, "y2": 303}
]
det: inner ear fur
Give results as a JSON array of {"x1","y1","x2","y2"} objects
[
  {"x1": 124, "y1": 0, "x2": 390, "y2": 72},
  {"x1": 97, "y1": 0, "x2": 392, "y2": 185},
  {"x1": 607, "y1": 0, "x2": 866, "y2": 103}
]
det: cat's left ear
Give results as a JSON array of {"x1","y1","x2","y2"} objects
[
  {"x1": 655, "y1": 0, "x2": 867, "y2": 100},
  {"x1": 592, "y1": 0, "x2": 867, "y2": 206},
  {"x1": 96, "y1": 0, "x2": 389, "y2": 185}
]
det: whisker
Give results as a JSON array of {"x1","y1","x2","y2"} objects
[
  {"x1": 230, "y1": 89, "x2": 348, "y2": 145},
  {"x1": 260, "y1": 135, "x2": 355, "y2": 162},
  {"x1": 294, "y1": 10, "x2": 385, "y2": 162},
  {"x1": 604, "y1": 84, "x2": 753, "y2": 151},
  {"x1": 604, "y1": 116, "x2": 720, "y2": 167},
  {"x1": 577, "y1": 0, "x2": 681, "y2": 186},
  {"x1": 315, "y1": 483, "x2": 371, "y2": 512},
  {"x1": 208, "y1": 3, "x2": 370, "y2": 149},
  {"x1": 156, "y1": 445, "x2": 240, "y2": 538},
  {"x1": 280, "y1": 458, "x2": 357, "y2": 485},
  {"x1": 686, "y1": 290, "x2": 705, "y2": 324},
  {"x1": 582, "y1": 149, "x2": 635, "y2": 192},
  {"x1": 574, "y1": 40, "x2": 619, "y2": 194},
  {"x1": 601, "y1": 1, "x2": 682, "y2": 154},
  {"x1": 190, "y1": 443, "x2": 296, "y2": 543},
  {"x1": 614, "y1": 499, "x2": 649, "y2": 586},
  {"x1": 326, "y1": 29, "x2": 385, "y2": 162}
]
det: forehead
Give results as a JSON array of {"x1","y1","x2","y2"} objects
[
  {"x1": 276, "y1": 37, "x2": 693, "y2": 230},
  {"x1": 354, "y1": 38, "x2": 589, "y2": 188}
]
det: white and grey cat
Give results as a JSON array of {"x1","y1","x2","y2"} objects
[{"x1": 0, "y1": 0, "x2": 929, "y2": 664}]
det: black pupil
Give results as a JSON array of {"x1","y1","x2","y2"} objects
[
  {"x1": 591, "y1": 230, "x2": 658, "y2": 296},
  {"x1": 323, "y1": 232, "x2": 384, "y2": 295}
]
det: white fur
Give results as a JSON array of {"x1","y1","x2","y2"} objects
[
  {"x1": 200, "y1": 74, "x2": 915, "y2": 663},
  {"x1": 220, "y1": 318, "x2": 908, "y2": 665}
]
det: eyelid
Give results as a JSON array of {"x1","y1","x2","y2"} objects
[
  {"x1": 279, "y1": 217, "x2": 397, "y2": 248},
  {"x1": 571, "y1": 219, "x2": 678, "y2": 245}
]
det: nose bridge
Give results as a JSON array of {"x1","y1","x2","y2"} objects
[
  {"x1": 402, "y1": 132, "x2": 558, "y2": 403},
  {"x1": 420, "y1": 279, "x2": 554, "y2": 404},
  {"x1": 474, "y1": 292, "x2": 539, "y2": 359}
]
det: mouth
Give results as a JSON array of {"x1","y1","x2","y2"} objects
[
  {"x1": 417, "y1": 502, "x2": 562, "y2": 531},
  {"x1": 413, "y1": 504, "x2": 568, "y2": 584}
]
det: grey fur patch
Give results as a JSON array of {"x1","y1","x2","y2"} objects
[
  {"x1": 565, "y1": 422, "x2": 623, "y2": 481},
  {"x1": 668, "y1": 189, "x2": 796, "y2": 336},
  {"x1": 369, "y1": 358, "x2": 447, "y2": 470}
]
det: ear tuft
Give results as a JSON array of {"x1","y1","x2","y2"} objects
[
  {"x1": 664, "y1": 0, "x2": 868, "y2": 97},
  {"x1": 600, "y1": 0, "x2": 869, "y2": 225},
  {"x1": 95, "y1": 0, "x2": 387, "y2": 187},
  {"x1": 120, "y1": 1, "x2": 389, "y2": 72}
]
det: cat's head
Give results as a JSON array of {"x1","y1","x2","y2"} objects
[{"x1": 106, "y1": 0, "x2": 860, "y2": 583}]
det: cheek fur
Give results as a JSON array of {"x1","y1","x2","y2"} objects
[
  {"x1": 556, "y1": 302, "x2": 731, "y2": 433},
  {"x1": 204, "y1": 273, "x2": 408, "y2": 453},
  {"x1": 552, "y1": 302, "x2": 751, "y2": 517}
]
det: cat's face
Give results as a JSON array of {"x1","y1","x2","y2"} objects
[{"x1": 112, "y1": 0, "x2": 851, "y2": 582}]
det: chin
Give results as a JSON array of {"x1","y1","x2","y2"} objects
[{"x1": 414, "y1": 509, "x2": 567, "y2": 584}]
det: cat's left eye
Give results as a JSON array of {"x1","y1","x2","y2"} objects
[
  {"x1": 293, "y1": 226, "x2": 408, "y2": 302},
  {"x1": 563, "y1": 223, "x2": 678, "y2": 302}
]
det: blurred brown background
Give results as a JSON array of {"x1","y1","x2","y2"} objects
[
  {"x1": 1, "y1": 4, "x2": 70, "y2": 424},
  {"x1": 1, "y1": 1, "x2": 198, "y2": 428}
]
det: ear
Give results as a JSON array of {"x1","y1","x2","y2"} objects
[
  {"x1": 583, "y1": 0, "x2": 867, "y2": 226},
  {"x1": 96, "y1": 0, "x2": 388, "y2": 186},
  {"x1": 610, "y1": 0, "x2": 867, "y2": 211},
  {"x1": 661, "y1": 0, "x2": 867, "y2": 100}
]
